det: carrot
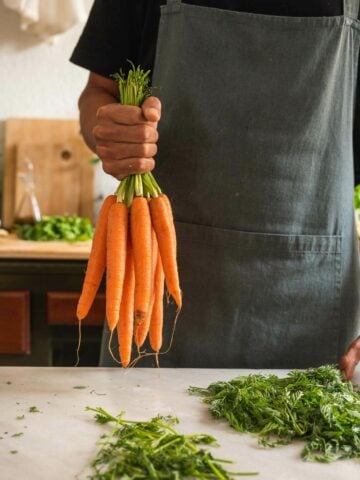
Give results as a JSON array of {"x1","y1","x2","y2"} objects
[
  {"x1": 135, "y1": 228, "x2": 158, "y2": 347},
  {"x1": 117, "y1": 239, "x2": 135, "y2": 367},
  {"x1": 131, "y1": 196, "x2": 152, "y2": 327},
  {"x1": 162, "y1": 194, "x2": 177, "y2": 305},
  {"x1": 149, "y1": 194, "x2": 182, "y2": 309},
  {"x1": 162, "y1": 194, "x2": 176, "y2": 239},
  {"x1": 106, "y1": 202, "x2": 128, "y2": 331},
  {"x1": 77, "y1": 195, "x2": 116, "y2": 321},
  {"x1": 149, "y1": 254, "x2": 165, "y2": 353}
]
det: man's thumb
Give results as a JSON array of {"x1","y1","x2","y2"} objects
[{"x1": 142, "y1": 96, "x2": 161, "y2": 123}]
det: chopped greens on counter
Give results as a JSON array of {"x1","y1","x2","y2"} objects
[
  {"x1": 85, "y1": 406, "x2": 258, "y2": 479},
  {"x1": 14, "y1": 215, "x2": 93, "y2": 242},
  {"x1": 28, "y1": 406, "x2": 40, "y2": 413},
  {"x1": 189, "y1": 365, "x2": 360, "y2": 463}
]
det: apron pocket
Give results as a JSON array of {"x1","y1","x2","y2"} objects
[{"x1": 169, "y1": 221, "x2": 342, "y2": 368}]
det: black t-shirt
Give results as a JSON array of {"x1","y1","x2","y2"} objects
[{"x1": 70, "y1": 0, "x2": 360, "y2": 184}]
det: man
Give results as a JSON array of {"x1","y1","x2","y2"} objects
[{"x1": 71, "y1": 0, "x2": 360, "y2": 378}]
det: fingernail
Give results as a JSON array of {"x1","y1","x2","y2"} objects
[{"x1": 146, "y1": 107, "x2": 159, "y2": 119}]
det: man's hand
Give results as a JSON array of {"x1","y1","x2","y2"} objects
[
  {"x1": 339, "y1": 335, "x2": 360, "y2": 380},
  {"x1": 94, "y1": 96, "x2": 161, "y2": 180}
]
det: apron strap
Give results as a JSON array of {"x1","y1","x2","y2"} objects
[
  {"x1": 344, "y1": 0, "x2": 360, "y2": 18},
  {"x1": 166, "y1": 1, "x2": 359, "y2": 19},
  {"x1": 165, "y1": 0, "x2": 182, "y2": 13}
]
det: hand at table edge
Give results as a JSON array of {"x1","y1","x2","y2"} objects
[{"x1": 339, "y1": 335, "x2": 360, "y2": 380}]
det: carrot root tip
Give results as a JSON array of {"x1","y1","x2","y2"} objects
[
  {"x1": 74, "y1": 320, "x2": 82, "y2": 367},
  {"x1": 107, "y1": 329, "x2": 122, "y2": 366}
]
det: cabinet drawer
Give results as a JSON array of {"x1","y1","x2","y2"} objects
[
  {"x1": 47, "y1": 292, "x2": 105, "y2": 326},
  {"x1": 0, "y1": 291, "x2": 30, "y2": 354}
]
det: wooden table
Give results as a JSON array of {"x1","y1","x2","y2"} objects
[{"x1": 0, "y1": 367, "x2": 359, "y2": 480}]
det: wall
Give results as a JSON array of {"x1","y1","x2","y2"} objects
[{"x1": 0, "y1": 1, "x2": 118, "y2": 222}]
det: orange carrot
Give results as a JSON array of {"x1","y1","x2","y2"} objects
[
  {"x1": 106, "y1": 202, "x2": 128, "y2": 331},
  {"x1": 131, "y1": 196, "x2": 152, "y2": 327},
  {"x1": 162, "y1": 194, "x2": 176, "y2": 240},
  {"x1": 149, "y1": 194, "x2": 182, "y2": 309},
  {"x1": 77, "y1": 195, "x2": 116, "y2": 321},
  {"x1": 135, "y1": 228, "x2": 158, "y2": 347},
  {"x1": 149, "y1": 254, "x2": 165, "y2": 353},
  {"x1": 117, "y1": 239, "x2": 135, "y2": 367}
]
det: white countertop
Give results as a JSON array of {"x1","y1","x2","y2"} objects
[{"x1": 0, "y1": 367, "x2": 359, "y2": 480}]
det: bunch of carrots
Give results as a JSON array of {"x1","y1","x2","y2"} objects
[{"x1": 76, "y1": 64, "x2": 182, "y2": 367}]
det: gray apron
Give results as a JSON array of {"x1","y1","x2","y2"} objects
[{"x1": 100, "y1": 0, "x2": 360, "y2": 368}]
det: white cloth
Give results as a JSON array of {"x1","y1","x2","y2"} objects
[{"x1": 3, "y1": 0, "x2": 90, "y2": 42}]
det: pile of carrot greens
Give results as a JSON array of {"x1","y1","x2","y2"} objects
[
  {"x1": 189, "y1": 365, "x2": 360, "y2": 462},
  {"x1": 85, "y1": 407, "x2": 258, "y2": 479}
]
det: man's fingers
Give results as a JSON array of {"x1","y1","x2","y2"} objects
[
  {"x1": 339, "y1": 335, "x2": 360, "y2": 380},
  {"x1": 93, "y1": 123, "x2": 158, "y2": 144},
  {"x1": 96, "y1": 98, "x2": 161, "y2": 125},
  {"x1": 142, "y1": 96, "x2": 161, "y2": 122},
  {"x1": 96, "y1": 142, "x2": 157, "y2": 161},
  {"x1": 339, "y1": 354, "x2": 356, "y2": 380},
  {"x1": 340, "y1": 352, "x2": 354, "y2": 380},
  {"x1": 96, "y1": 103, "x2": 144, "y2": 125},
  {"x1": 93, "y1": 97, "x2": 161, "y2": 180},
  {"x1": 101, "y1": 156, "x2": 155, "y2": 179}
]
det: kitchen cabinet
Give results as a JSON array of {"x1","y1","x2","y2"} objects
[
  {"x1": 0, "y1": 239, "x2": 105, "y2": 366},
  {"x1": 0, "y1": 291, "x2": 30, "y2": 354},
  {"x1": 46, "y1": 291, "x2": 105, "y2": 326}
]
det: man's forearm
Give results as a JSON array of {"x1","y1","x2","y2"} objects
[{"x1": 78, "y1": 86, "x2": 118, "y2": 152}]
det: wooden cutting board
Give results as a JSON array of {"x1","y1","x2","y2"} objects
[
  {"x1": 3, "y1": 118, "x2": 95, "y2": 228},
  {"x1": 0, "y1": 233, "x2": 91, "y2": 260}
]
